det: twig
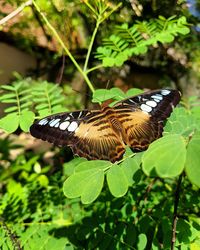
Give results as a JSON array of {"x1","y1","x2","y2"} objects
[
  {"x1": 144, "y1": 178, "x2": 158, "y2": 204},
  {"x1": 32, "y1": 0, "x2": 95, "y2": 93},
  {"x1": 171, "y1": 174, "x2": 183, "y2": 250},
  {"x1": 0, "y1": 0, "x2": 32, "y2": 25}
]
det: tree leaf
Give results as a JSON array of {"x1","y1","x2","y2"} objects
[
  {"x1": 120, "y1": 157, "x2": 142, "y2": 185},
  {"x1": 0, "y1": 113, "x2": 19, "y2": 133},
  {"x1": 19, "y1": 111, "x2": 35, "y2": 132},
  {"x1": 4, "y1": 106, "x2": 18, "y2": 113},
  {"x1": 185, "y1": 132, "x2": 200, "y2": 187},
  {"x1": 75, "y1": 160, "x2": 111, "y2": 172},
  {"x1": 137, "y1": 234, "x2": 147, "y2": 250},
  {"x1": 1, "y1": 85, "x2": 16, "y2": 91},
  {"x1": 126, "y1": 88, "x2": 144, "y2": 97},
  {"x1": 63, "y1": 168, "x2": 105, "y2": 204},
  {"x1": 107, "y1": 165, "x2": 129, "y2": 197},
  {"x1": 142, "y1": 135, "x2": 186, "y2": 178},
  {"x1": 81, "y1": 170, "x2": 104, "y2": 204},
  {"x1": 0, "y1": 93, "x2": 16, "y2": 100}
]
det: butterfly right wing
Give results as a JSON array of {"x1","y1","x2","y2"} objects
[
  {"x1": 113, "y1": 89, "x2": 181, "y2": 151},
  {"x1": 30, "y1": 110, "x2": 125, "y2": 162}
]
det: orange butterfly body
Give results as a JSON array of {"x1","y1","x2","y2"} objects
[{"x1": 30, "y1": 89, "x2": 181, "y2": 162}]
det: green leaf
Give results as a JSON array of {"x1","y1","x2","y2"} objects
[
  {"x1": 0, "y1": 93, "x2": 16, "y2": 100},
  {"x1": 92, "y1": 89, "x2": 116, "y2": 103},
  {"x1": 4, "y1": 106, "x2": 18, "y2": 113},
  {"x1": 75, "y1": 160, "x2": 110, "y2": 172},
  {"x1": 1, "y1": 98, "x2": 17, "y2": 103},
  {"x1": 92, "y1": 88, "x2": 127, "y2": 104},
  {"x1": 81, "y1": 170, "x2": 104, "y2": 204},
  {"x1": 19, "y1": 111, "x2": 35, "y2": 132},
  {"x1": 107, "y1": 165, "x2": 129, "y2": 197},
  {"x1": 0, "y1": 113, "x2": 19, "y2": 133},
  {"x1": 164, "y1": 108, "x2": 200, "y2": 137},
  {"x1": 185, "y1": 132, "x2": 200, "y2": 187},
  {"x1": 137, "y1": 234, "x2": 147, "y2": 250},
  {"x1": 1, "y1": 85, "x2": 16, "y2": 91},
  {"x1": 126, "y1": 88, "x2": 144, "y2": 97},
  {"x1": 120, "y1": 157, "x2": 142, "y2": 185},
  {"x1": 63, "y1": 158, "x2": 87, "y2": 176},
  {"x1": 109, "y1": 87, "x2": 126, "y2": 100},
  {"x1": 63, "y1": 168, "x2": 105, "y2": 204},
  {"x1": 142, "y1": 135, "x2": 186, "y2": 178}
]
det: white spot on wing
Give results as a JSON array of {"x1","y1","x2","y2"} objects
[
  {"x1": 67, "y1": 121, "x2": 78, "y2": 132},
  {"x1": 141, "y1": 104, "x2": 152, "y2": 113},
  {"x1": 161, "y1": 89, "x2": 171, "y2": 95},
  {"x1": 152, "y1": 94, "x2": 163, "y2": 100},
  {"x1": 49, "y1": 118, "x2": 61, "y2": 127},
  {"x1": 65, "y1": 117, "x2": 70, "y2": 121},
  {"x1": 59, "y1": 121, "x2": 70, "y2": 130},
  {"x1": 38, "y1": 118, "x2": 48, "y2": 125},
  {"x1": 146, "y1": 100, "x2": 157, "y2": 107},
  {"x1": 78, "y1": 111, "x2": 82, "y2": 118}
]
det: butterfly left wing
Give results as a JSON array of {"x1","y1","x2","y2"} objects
[
  {"x1": 113, "y1": 89, "x2": 181, "y2": 151},
  {"x1": 30, "y1": 110, "x2": 125, "y2": 162}
]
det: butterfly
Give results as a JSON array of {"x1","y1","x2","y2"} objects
[{"x1": 30, "y1": 89, "x2": 181, "y2": 163}]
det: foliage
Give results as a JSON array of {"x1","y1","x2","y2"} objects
[
  {"x1": 95, "y1": 16, "x2": 190, "y2": 67},
  {"x1": 0, "y1": 78, "x2": 72, "y2": 133},
  {"x1": 0, "y1": 0, "x2": 200, "y2": 250}
]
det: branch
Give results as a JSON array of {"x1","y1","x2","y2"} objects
[
  {"x1": 171, "y1": 174, "x2": 183, "y2": 250},
  {"x1": 0, "y1": 0, "x2": 32, "y2": 25},
  {"x1": 32, "y1": 0, "x2": 95, "y2": 93}
]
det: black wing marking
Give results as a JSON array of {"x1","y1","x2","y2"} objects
[
  {"x1": 30, "y1": 109, "x2": 125, "y2": 162},
  {"x1": 114, "y1": 89, "x2": 181, "y2": 121},
  {"x1": 30, "y1": 110, "x2": 92, "y2": 146}
]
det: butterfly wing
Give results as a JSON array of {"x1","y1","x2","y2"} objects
[
  {"x1": 30, "y1": 110, "x2": 125, "y2": 162},
  {"x1": 114, "y1": 89, "x2": 181, "y2": 150}
]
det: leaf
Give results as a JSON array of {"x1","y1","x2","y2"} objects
[
  {"x1": 107, "y1": 165, "x2": 129, "y2": 197},
  {"x1": 1, "y1": 85, "x2": 16, "y2": 91},
  {"x1": 75, "y1": 160, "x2": 110, "y2": 172},
  {"x1": 63, "y1": 158, "x2": 87, "y2": 176},
  {"x1": 164, "y1": 107, "x2": 200, "y2": 137},
  {"x1": 120, "y1": 157, "x2": 142, "y2": 185},
  {"x1": 81, "y1": 170, "x2": 104, "y2": 204},
  {"x1": 1, "y1": 98, "x2": 17, "y2": 103},
  {"x1": 126, "y1": 88, "x2": 144, "y2": 97},
  {"x1": 142, "y1": 135, "x2": 186, "y2": 178},
  {"x1": 0, "y1": 93, "x2": 16, "y2": 100},
  {"x1": 4, "y1": 106, "x2": 18, "y2": 113},
  {"x1": 92, "y1": 89, "x2": 115, "y2": 103},
  {"x1": 63, "y1": 167, "x2": 105, "y2": 204},
  {"x1": 0, "y1": 113, "x2": 19, "y2": 133},
  {"x1": 185, "y1": 132, "x2": 200, "y2": 187},
  {"x1": 19, "y1": 111, "x2": 35, "y2": 132},
  {"x1": 137, "y1": 234, "x2": 147, "y2": 250}
]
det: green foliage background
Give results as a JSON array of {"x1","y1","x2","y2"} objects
[{"x1": 0, "y1": 0, "x2": 200, "y2": 249}]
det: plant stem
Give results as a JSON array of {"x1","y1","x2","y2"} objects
[
  {"x1": 86, "y1": 64, "x2": 103, "y2": 74},
  {"x1": 32, "y1": 0, "x2": 95, "y2": 93},
  {"x1": 0, "y1": 0, "x2": 32, "y2": 25},
  {"x1": 171, "y1": 174, "x2": 183, "y2": 250},
  {"x1": 16, "y1": 89, "x2": 21, "y2": 116},
  {"x1": 83, "y1": 19, "x2": 100, "y2": 72}
]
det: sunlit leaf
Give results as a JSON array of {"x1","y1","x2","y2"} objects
[
  {"x1": 0, "y1": 113, "x2": 19, "y2": 133},
  {"x1": 19, "y1": 111, "x2": 35, "y2": 132},
  {"x1": 63, "y1": 168, "x2": 105, "y2": 204},
  {"x1": 107, "y1": 165, "x2": 129, "y2": 197},
  {"x1": 185, "y1": 132, "x2": 200, "y2": 187},
  {"x1": 142, "y1": 135, "x2": 186, "y2": 177}
]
